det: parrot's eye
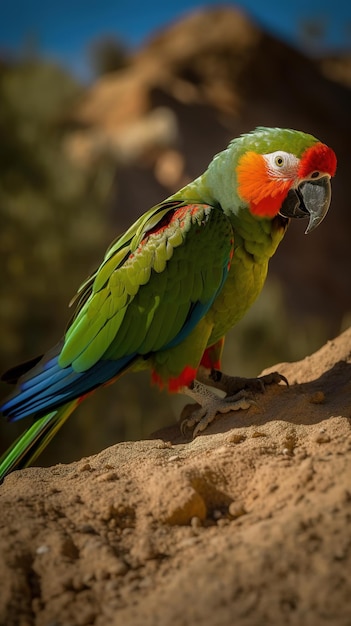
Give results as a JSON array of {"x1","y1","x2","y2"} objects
[
  {"x1": 274, "y1": 155, "x2": 285, "y2": 167},
  {"x1": 310, "y1": 171, "x2": 320, "y2": 179},
  {"x1": 263, "y1": 151, "x2": 300, "y2": 178}
]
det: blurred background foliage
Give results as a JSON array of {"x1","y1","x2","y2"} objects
[
  {"x1": 0, "y1": 57, "x2": 118, "y2": 460},
  {"x1": 0, "y1": 6, "x2": 350, "y2": 467}
]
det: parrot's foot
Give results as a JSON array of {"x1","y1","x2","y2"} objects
[
  {"x1": 180, "y1": 380, "x2": 256, "y2": 438},
  {"x1": 197, "y1": 367, "x2": 289, "y2": 396},
  {"x1": 180, "y1": 370, "x2": 288, "y2": 438}
]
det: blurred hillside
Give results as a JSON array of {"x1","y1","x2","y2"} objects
[{"x1": 1, "y1": 6, "x2": 350, "y2": 466}]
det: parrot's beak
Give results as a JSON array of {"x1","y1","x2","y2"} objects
[{"x1": 279, "y1": 176, "x2": 331, "y2": 234}]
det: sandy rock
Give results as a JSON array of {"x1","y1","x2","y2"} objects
[{"x1": 0, "y1": 327, "x2": 351, "y2": 625}]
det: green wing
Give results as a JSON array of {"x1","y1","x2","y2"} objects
[{"x1": 59, "y1": 201, "x2": 234, "y2": 372}]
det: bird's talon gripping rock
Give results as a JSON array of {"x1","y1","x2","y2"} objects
[
  {"x1": 180, "y1": 383, "x2": 256, "y2": 438},
  {"x1": 198, "y1": 368, "x2": 289, "y2": 397},
  {"x1": 191, "y1": 396, "x2": 255, "y2": 438},
  {"x1": 258, "y1": 371, "x2": 289, "y2": 389}
]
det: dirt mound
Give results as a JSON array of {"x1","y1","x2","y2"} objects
[{"x1": 1, "y1": 327, "x2": 351, "y2": 626}]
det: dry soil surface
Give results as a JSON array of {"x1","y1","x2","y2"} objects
[{"x1": 1, "y1": 328, "x2": 351, "y2": 626}]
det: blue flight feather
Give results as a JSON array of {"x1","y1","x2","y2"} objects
[{"x1": 1, "y1": 354, "x2": 136, "y2": 421}]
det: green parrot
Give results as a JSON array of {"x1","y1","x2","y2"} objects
[{"x1": 0, "y1": 127, "x2": 337, "y2": 481}]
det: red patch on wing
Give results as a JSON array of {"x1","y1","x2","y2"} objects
[
  {"x1": 298, "y1": 143, "x2": 337, "y2": 179},
  {"x1": 152, "y1": 365, "x2": 197, "y2": 392},
  {"x1": 237, "y1": 152, "x2": 292, "y2": 218},
  {"x1": 227, "y1": 240, "x2": 234, "y2": 270},
  {"x1": 143, "y1": 204, "x2": 203, "y2": 241}
]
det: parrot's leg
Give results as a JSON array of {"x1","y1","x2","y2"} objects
[
  {"x1": 197, "y1": 366, "x2": 288, "y2": 396},
  {"x1": 180, "y1": 380, "x2": 256, "y2": 438}
]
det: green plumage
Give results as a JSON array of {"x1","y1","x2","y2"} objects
[
  {"x1": 1, "y1": 126, "x2": 336, "y2": 481},
  {"x1": 60, "y1": 202, "x2": 233, "y2": 371}
]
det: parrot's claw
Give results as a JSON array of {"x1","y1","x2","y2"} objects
[
  {"x1": 180, "y1": 382, "x2": 256, "y2": 438},
  {"x1": 197, "y1": 367, "x2": 289, "y2": 396},
  {"x1": 258, "y1": 371, "x2": 289, "y2": 388}
]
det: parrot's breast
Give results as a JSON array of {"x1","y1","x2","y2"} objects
[
  {"x1": 205, "y1": 215, "x2": 286, "y2": 345},
  {"x1": 206, "y1": 253, "x2": 268, "y2": 345}
]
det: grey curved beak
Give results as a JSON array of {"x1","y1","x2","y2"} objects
[{"x1": 279, "y1": 176, "x2": 331, "y2": 234}]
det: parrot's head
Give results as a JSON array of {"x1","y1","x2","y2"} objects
[{"x1": 233, "y1": 127, "x2": 337, "y2": 233}]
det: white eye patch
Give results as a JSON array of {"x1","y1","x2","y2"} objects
[{"x1": 263, "y1": 151, "x2": 300, "y2": 179}]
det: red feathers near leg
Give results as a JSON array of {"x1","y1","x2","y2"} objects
[{"x1": 151, "y1": 365, "x2": 197, "y2": 392}]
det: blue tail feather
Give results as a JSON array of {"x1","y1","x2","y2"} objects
[
  {"x1": 20, "y1": 357, "x2": 65, "y2": 391},
  {"x1": 1, "y1": 353, "x2": 136, "y2": 422}
]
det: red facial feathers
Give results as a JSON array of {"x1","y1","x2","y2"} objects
[{"x1": 298, "y1": 143, "x2": 337, "y2": 179}]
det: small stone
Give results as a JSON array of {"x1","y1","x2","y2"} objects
[
  {"x1": 158, "y1": 484, "x2": 207, "y2": 525},
  {"x1": 78, "y1": 524, "x2": 96, "y2": 534},
  {"x1": 190, "y1": 516, "x2": 203, "y2": 528},
  {"x1": 96, "y1": 471, "x2": 119, "y2": 482},
  {"x1": 251, "y1": 431, "x2": 267, "y2": 438},
  {"x1": 110, "y1": 559, "x2": 129, "y2": 576},
  {"x1": 283, "y1": 431, "x2": 297, "y2": 455},
  {"x1": 309, "y1": 391, "x2": 326, "y2": 404},
  {"x1": 79, "y1": 463, "x2": 92, "y2": 472},
  {"x1": 216, "y1": 445, "x2": 229, "y2": 454},
  {"x1": 226, "y1": 433, "x2": 246, "y2": 444},
  {"x1": 60, "y1": 537, "x2": 79, "y2": 559},
  {"x1": 315, "y1": 434, "x2": 331, "y2": 444},
  {"x1": 155, "y1": 441, "x2": 173, "y2": 449},
  {"x1": 36, "y1": 545, "x2": 50, "y2": 555},
  {"x1": 228, "y1": 503, "x2": 247, "y2": 519}
]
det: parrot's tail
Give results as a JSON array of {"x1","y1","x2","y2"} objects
[{"x1": 0, "y1": 399, "x2": 79, "y2": 483}]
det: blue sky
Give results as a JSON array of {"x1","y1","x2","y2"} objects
[{"x1": 1, "y1": 1, "x2": 350, "y2": 81}]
